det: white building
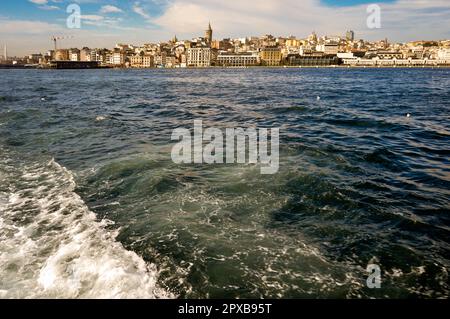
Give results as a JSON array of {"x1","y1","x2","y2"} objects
[
  {"x1": 187, "y1": 47, "x2": 216, "y2": 67},
  {"x1": 316, "y1": 43, "x2": 339, "y2": 55},
  {"x1": 217, "y1": 52, "x2": 259, "y2": 67},
  {"x1": 337, "y1": 52, "x2": 356, "y2": 59},
  {"x1": 437, "y1": 48, "x2": 450, "y2": 60},
  {"x1": 70, "y1": 52, "x2": 80, "y2": 62},
  {"x1": 112, "y1": 52, "x2": 125, "y2": 65}
]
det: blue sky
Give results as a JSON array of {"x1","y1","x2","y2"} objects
[{"x1": 0, "y1": 0, "x2": 449, "y2": 55}]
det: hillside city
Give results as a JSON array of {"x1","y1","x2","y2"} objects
[{"x1": 2, "y1": 23, "x2": 450, "y2": 68}]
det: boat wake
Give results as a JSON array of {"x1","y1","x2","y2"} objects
[{"x1": 0, "y1": 153, "x2": 173, "y2": 299}]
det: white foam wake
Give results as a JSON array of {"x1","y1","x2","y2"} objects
[{"x1": 0, "y1": 157, "x2": 173, "y2": 299}]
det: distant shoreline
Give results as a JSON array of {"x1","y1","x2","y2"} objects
[{"x1": 1, "y1": 65, "x2": 449, "y2": 70}]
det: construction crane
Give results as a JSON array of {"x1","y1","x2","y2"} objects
[{"x1": 51, "y1": 35, "x2": 74, "y2": 51}]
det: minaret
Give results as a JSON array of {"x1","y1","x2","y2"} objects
[
  {"x1": 4, "y1": 44, "x2": 7, "y2": 61},
  {"x1": 205, "y1": 22, "x2": 213, "y2": 45}
]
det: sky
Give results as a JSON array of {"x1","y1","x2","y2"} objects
[{"x1": 0, "y1": 0, "x2": 449, "y2": 56}]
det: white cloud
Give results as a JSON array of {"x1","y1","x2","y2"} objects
[
  {"x1": 81, "y1": 15, "x2": 105, "y2": 21},
  {"x1": 151, "y1": 0, "x2": 450, "y2": 42},
  {"x1": 29, "y1": 0, "x2": 61, "y2": 10},
  {"x1": 100, "y1": 5, "x2": 123, "y2": 14},
  {"x1": 0, "y1": 18, "x2": 64, "y2": 34},
  {"x1": 39, "y1": 4, "x2": 60, "y2": 11},
  {"x1": 133, "y1": 2, "x2": 152, "y2": 19},
  {"x1": 29, "y1": 0, "x2": 48, "y2": 4}
]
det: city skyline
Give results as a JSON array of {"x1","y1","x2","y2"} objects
[{"x1": 1, "y1": 0, "x2": 450, "y2": 56}]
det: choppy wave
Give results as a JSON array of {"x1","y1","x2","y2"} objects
[
  {"x1": 0, "y1": 68, "x2": 449, "y2": 298},
  {"x1": 0, "y1": 153, "x2": 173, "y2": 299}
]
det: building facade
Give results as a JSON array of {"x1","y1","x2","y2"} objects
[
  {"x1": 142, "y1": 55, "x2": 154, "y2": 68},
  {"x1": 112, "y1": 52, "x2": 125, "y2": 65},
  {"x1": 437, "y1": 48, "x2": 450, "y2": 60},
  {"x1": 376, "y1": 51, "x2": 403, "y2": 59},
  {"x1": 130, "y1": 54, "x2": 143, "y2": 67},
  {"x1": 260, "y1": 47, "x2": 282, "y2": 66},
  {"x1": 217, "y1": 52, "x2": 259, "y2": 67},
  {"x1": 187, "y1": 47, "x2": 216, "y2": 67},
  {"x1": 288, "y1": 53, "x2": 340, "y2": 66},
  {"x1": 69, "y1": 49, "x2": 80, "y2": 62},
  {"x1": 316, "y1": 43, "x2": 339, "y2": 55},
  {"x1": 80, "y1": 48, "x2": 92, "y2": 61},
  {"x1": 54, "y1": 49, "x2": 69, "y2": 61}
]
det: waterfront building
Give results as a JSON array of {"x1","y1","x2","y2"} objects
[
  {"x1": 165, "y1": 55, "x2": 178, "y2": 68},
  {"x1": 376, "y1": 51, "x2": 403, "y2": 59},
  {"x1": 180, "y1": 54, "x2": 187, "y2": 68},
  {"x1": 80, "y1": 47, "x2": 91, "y2": 61},
  {"x1": 130, "y1": 54, "x2": 144, "y2": 68},
  {"x1": 50, "y1": 60, "x2": 100, "y2": 69},
  {"x1": 342, "y1": 58, "x2": 377, "y2": 66},
  {"x1": 27, "y1": 53, "x2": 43, "y2": 64},
  {"x1": 105, "y1": 52, "x2": 113, "y2": 65},
  {"x1": 69, "y1": 48, "x2": 80, "y2": 62},
  {"x1": 54, "y1": 49, "x2": 69, "y2": 61},
  {"x1": 112, "y1": 51, "x2": 125, "y2": 65},
  {"x1": 260, "y1": 47, "x2": 282, "y2": 66},
  {"x1": 217, "y1": 52, "x2": 260, "y2": 67},
  {"x1": 437, "y1": 48, "x2": 450, "y2": 60},
  {"x1": 187, "y1": 47, "x2": 217, "y2": 67},
  {"x1": 337, "y1": 52, "x2": 356, "y2": 59},
  {"x1": 287, "y1": 53, "x2": 340, "y2": 66},
  {"x1": 142, "y1": 55, "x2": 154, "y2": 68},
  {"x1": 93, "y1": 49, "x2": 108, "y2": 64},
  {"x1": 340, "y1": 58, "x2": 450, "y2": 66},
  {"x1": 154, "y1": 52, "x2": 167, "y2": 67}
]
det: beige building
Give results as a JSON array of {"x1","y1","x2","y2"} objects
[
  {"x1": 154, "y1": 52, "x2": 167, "y2": 67},
  {"x1": 130, "y1": 54, "x2": 143, "y2": 68},
  {"x1": 54, "y1": 49, "x2": 69, "y2": 61},
  {"x1": 143, "y1": 55, "x2": 154, "y2": 68},
  {"x1": 285, "y1": 38, "x2": 301, "y2": 48},
  {"x1": 80, "y1": 48, "x2": 91, "y2": 61},
  {"x1": 260, "y1": 47, "x2": 282, "y2": 66}
]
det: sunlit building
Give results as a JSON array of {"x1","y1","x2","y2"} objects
[
  {"x1": 260, "y1": 47, "x2": 282, "y2": 66},
  {"x1": 187, "y1": 47, "x2": 217, "y2": 67},
  {"x1": 217, "y1": 52, "x2": 259, "y2": 67}
]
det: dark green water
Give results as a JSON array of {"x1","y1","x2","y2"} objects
[{"x1": 0, "y1": 68, "x2": 449, "y2": 298}]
